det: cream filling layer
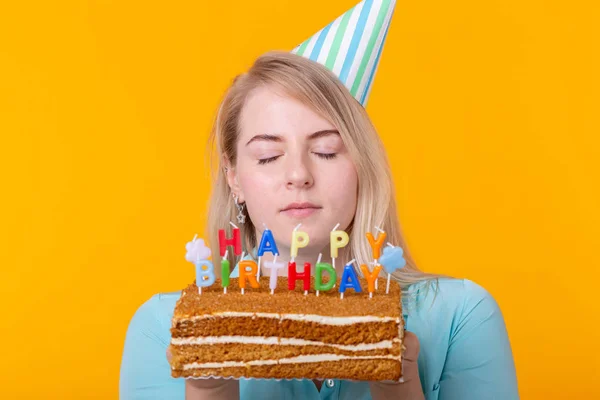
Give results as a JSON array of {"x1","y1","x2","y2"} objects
[
  {"x1": 171, "y1": 335, "x2": 400, "y2": 351},
  {"x1": 183, "y1": 354, "x2": 400, "y2": 370},
  {"x1": 177, "y1": 312, "x2": 400, "y2": 326}
]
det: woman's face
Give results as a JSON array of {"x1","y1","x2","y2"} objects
[{"x1": 227, "y1": 85, "x2": 358, "y2": 253}]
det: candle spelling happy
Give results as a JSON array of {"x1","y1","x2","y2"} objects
[
  {"x1": 257, "y1": 223, "x2": 279, "y2": 281},
  {"x1": 218, "y1": 222, "x2": 242, "y2": 257},
  {"x1": 290, "y1": 223, "x2": 309, "y2": 262},
  {"x1": 330, "y1": 223, "x2": 349, "y2": 270},
  {"x1": 366, "y1": 226, "x2": 386, "y2": 291}
]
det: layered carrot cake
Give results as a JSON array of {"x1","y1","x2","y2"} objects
[{"x1": 169, "y1": 277, "x2": 403, "y2": 381}]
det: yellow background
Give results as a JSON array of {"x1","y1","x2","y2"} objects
[{"x1": 1, "y1": 0, "x2": 598, "y2": 398}]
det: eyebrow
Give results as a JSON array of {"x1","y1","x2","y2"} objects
[{"x1": 245, "y1": 129, "x2": 339, "y2": 146}]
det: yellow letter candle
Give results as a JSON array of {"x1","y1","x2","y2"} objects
[
  {"x1": 330, "y1": 223, "x2": 349, "y2": 269},
  {"x1": 290, "y1": 223, "x2": 309, "y2": 262}
]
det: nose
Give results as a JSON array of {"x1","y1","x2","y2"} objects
[{"x1": 284, "y1": 153, "x2": 314, "y2": 189}]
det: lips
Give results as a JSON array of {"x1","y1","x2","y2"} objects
[
  {"x1": 281, "y1": 202, "x2": 321, "y2": 212},
  {"x1": 280, "y1": 202, "x2": 322, "y2": 219}
]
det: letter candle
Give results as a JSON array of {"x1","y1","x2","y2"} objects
[
  {"x1": 257, "y1": 223, "x2": 279, "y2": 281},
  {"x1": 221, "y1": 250, "x2": 230, "y2": 294},
  {"x1": 366, "y1": 226, "x2": 387, "y2": 290},
  {"x1": 315, "y1": 253, "x2": 336, "y2": 297},
  {"x1": 195, "y1": 255, "x2": 215, "y2": 294},
  {"x1": 330, "y1": 223, "x2": 349, "y2": 271},
  {"x1": 380, "y1": 243, "x2": 407, "y2": 294},
  {"x1": 290, "y1": 223, "x2": 309, "y2": 262},
  {"x1": 360, "y1": 263, "x2": 382, "y2": 299},
  {"x1": 264, "y1": 255, "x2": 285, "y2": 294},
  {"x1": 288, "y1": 260, "x2": 311, "y2": 295},
  {"x1": 218, "y1": 221, "x2": 242, "y2": 256},
  {"x1": 339, "y1": 259, "x2": 362, "y2": 299},
  {"x1": 238, "y1": 252, "x2": 260, "y2": 294}
]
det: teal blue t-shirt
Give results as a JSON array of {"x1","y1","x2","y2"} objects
[{"x1": 119, "y1": 277, "x2": 519, "y2": 399}]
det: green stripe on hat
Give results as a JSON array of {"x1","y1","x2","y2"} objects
[{"x1": 290, "y1": 0, "x2": 397, "y2": 107}]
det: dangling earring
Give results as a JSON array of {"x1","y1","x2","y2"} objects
[{"x1": 233, "y1": 193, "x2": 246, "y2": 224}]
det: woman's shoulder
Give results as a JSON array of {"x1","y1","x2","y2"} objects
[
  {"x1": 120, "y1": 291, "x2": 185, "y2": 398},
  {"x1": 125, "y1": 290, "x2": 182, "y2": 337},
  {"x1": 406, "y1": 277, "x2": 497, "y2": 310},
  {"x1": 403, "y1": 277, "x2": 503, "y2": 335}
]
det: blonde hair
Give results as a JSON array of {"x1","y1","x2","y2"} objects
[{"x1": 206, "y1": 51, "x2": 443, "y2": 291}]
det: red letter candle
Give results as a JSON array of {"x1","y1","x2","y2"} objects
[
  {"x1": 218, "y1": 225, "x2": 242, "y2": 256},
  {"x1": 288, "y1": 261, "x2": 311, "y2": 294}
]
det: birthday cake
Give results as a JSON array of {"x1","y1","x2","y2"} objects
[{"x1": 169, "y1": 276, "x2": 403, "y2": 381}]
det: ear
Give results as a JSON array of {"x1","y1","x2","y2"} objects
[{"x1": 223, "y1": 157, "x2": 245, "y2": 203}]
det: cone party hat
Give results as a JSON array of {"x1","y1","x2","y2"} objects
[{"x1": 291, "y1": 0, "x2": 397, "y2": 107}]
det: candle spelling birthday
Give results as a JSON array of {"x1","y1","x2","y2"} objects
[{"x1": 186, "y1": 224, "x2": 406, "y2": 297}]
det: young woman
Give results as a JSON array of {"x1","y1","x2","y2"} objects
[{"x1": 120, "y1": 51, "x2": 519, "y2": 399}]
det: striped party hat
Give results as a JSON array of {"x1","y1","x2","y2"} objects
[{"x1": 291, "y1": 0, "x2": 397, "y2": 107}]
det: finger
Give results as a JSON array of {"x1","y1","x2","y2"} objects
[{"x1": 402, "y1": 331, "x2": 420, "y2": 363}]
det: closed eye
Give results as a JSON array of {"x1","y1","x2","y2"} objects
[
  {"x1": 314, "y1": 153, "x2": 337, "y2": 160},
  {"x1": 257, "y1": 153, "x2": 337, "y2": 165},
  {"x1": 257, "y1": 156, "x2": 281, "y2": 165}
]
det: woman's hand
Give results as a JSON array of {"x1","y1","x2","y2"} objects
[
  {"x1": 167, "y1": 345, "x2": 240, "y2": 400},
  {"x1": 368, "y1": 331, "x2": 424, "y2": 400}
]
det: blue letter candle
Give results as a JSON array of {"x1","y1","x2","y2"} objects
[
  {"x1": 195, "y1": 260, "x2": 215, "y2": 291},
  {"x1": 257, "y1": 229, "x2": 279, "y2": 256},
  {"x1": 339, "y1": 262, "x2": 362, "y2": 294}
]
